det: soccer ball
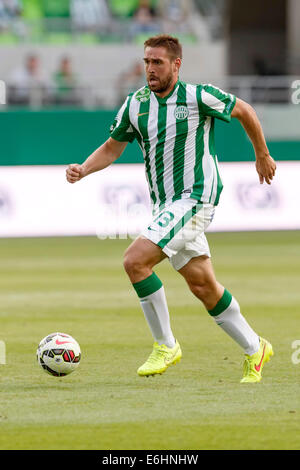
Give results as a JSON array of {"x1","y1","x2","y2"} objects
[{"x1": 36, "y1": 332, "x2": 81, "y2": 377}]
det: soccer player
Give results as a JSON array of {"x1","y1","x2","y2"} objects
[{"x1": 66, "y1": 35, "x2": 276, "y2": 383}]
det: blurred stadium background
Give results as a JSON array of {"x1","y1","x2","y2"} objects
[
  {"x1": 0, "y1": 0, "x2": 300, "y2": 236},
  {"x1": 0, "y1": 0, "x2": 300, "y2": 451}
]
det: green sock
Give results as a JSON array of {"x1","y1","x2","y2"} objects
[
  {"x1": 132, "y1": 272, "x2": 163, "y2": 298},
  {"x1": 132, "y1": 273, "x2": 175, "y2": 348},
  {"x1": 208, "y1": 289, "x2": 259, "y2": 355},
  {"x1": 208, "y1": 289, "x2": 232, "y2": 316}
]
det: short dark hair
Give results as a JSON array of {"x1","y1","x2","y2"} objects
[{"x1": 144, "y1": 34, "x2": 182, "y2": 60}]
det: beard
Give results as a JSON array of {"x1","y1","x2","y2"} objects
[{"x1": 147, "y1": 71, "x2": 174, "y2": 93}]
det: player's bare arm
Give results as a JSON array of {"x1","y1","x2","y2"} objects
[
  {"x1": 231, "y1": 97, "x2": 276, "y2": 185},
  {"x1": 66, "y1": 137, "x2": 127, "y2": 183}
]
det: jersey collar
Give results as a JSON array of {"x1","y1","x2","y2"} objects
[{"x1": 153, "y1": 80, "x2": 180, "y2": 104}]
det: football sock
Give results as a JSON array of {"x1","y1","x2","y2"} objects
[
  {"x1": 133, "y1": 273, "x2": 176, "y2": 348},
  {"x1": 208, "y1": 289, "x2": 260, "y2": 356}
]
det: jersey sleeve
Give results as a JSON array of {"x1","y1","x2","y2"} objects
[
  {"x1": 197, "y1": 84, "x2": 236, "y2": 123},
  {"x1": 109, "y1": 94, "x2": 136, "y2": 143}
]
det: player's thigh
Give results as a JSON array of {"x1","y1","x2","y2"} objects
[
  {"x1": 178, "y1": 255, "x2": 218, "y2": 288},
  {"x1": 124, "y1": 235, "x2": 167, "y2": 270}
]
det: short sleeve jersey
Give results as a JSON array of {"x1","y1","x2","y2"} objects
[{"x1": 110, "y1": 81, "x2": 236, "y2": 208}]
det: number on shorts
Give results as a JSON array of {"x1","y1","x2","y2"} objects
[{"x1": 153, "y1": 211, "x2": 175, "y2": 228}]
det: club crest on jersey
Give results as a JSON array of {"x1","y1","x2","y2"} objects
[
  {"x1": 174, "y1": 105, "x2": 189, "y2": 120},
  {"x1": 136, "y1": 87, "x2": 150, "y2": 102}
]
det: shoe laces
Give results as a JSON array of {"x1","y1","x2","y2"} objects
[
  {"x1": 146, "y1": 346, "x2": 168, "y2": 365},
  {"x1": 243, "y1": 356, "x2": 251, "y2": 376},
  {"x1": 243, "y1": 355, "x2": 258, "y2": 378}
]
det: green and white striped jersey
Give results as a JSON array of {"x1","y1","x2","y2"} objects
[{"x1": 110, "y1": 80, "x2": 236, "y2": 208}]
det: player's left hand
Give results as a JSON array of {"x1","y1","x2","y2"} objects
[{"x1": 255, "y1": 154, "x2": 276, "y2": 185}]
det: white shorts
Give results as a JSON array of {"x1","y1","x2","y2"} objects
[{"x1": 141, "y1": 199, "x2": 215, "y2": 271}]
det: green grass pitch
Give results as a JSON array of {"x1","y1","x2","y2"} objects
[{"x1": 0, "y1": 231, "x2": 299, "y2": 450}]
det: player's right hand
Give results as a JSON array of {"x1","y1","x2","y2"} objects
[{"x1": 66, "y1": 163, "x2": 85, "y2": 183}]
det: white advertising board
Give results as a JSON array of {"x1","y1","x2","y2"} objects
[{"x1": 0, "y1": 162, "x2": 299, "y2": 238}]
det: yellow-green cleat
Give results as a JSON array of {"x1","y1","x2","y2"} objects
[
  {"x1": 240, "y1": 337, "x2": 274, "y2": 383},
  {"x1": 137, "y1": 340, "x2": 182, "y2": 377}
]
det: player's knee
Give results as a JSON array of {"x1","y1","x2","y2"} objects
[
  {"x1": 123, "y1": 252, "x2": 135, "y2": 275},
  {"x1": 123, "y1": 250, "x2": 144, "y2": 277}
]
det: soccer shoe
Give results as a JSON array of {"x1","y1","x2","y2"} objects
[
  {"x1": 240, "y1": 337, "x2": 274, "y2": 383},
  {"x1": 137, "y1": 340, "x2": 182, "y2": 377}
]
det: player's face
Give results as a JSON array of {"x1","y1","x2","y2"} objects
[{"x1": 144, "y1": 46, "x2": 181, "y2": 95}]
